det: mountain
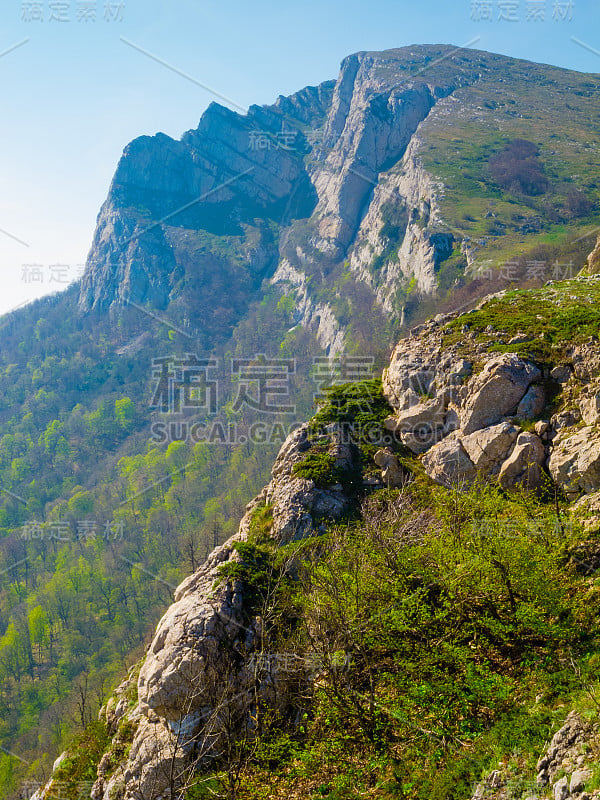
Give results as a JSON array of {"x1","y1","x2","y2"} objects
[
  {"x1": 0, "y1": 44, "x2": 598, "y2": 799},
  {"x1": 80, "y1": 44, "x2": 600, "y2": 353}
]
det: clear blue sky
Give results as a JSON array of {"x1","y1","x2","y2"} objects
[{"x1": 0, "y1": 0, "x2": 597, "y2": 315}]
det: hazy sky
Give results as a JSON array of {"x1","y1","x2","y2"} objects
[{"x1": 0, "y1": 0, "x2": 597, "y2": 316}]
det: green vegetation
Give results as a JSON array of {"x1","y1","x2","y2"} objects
[
  {"x1": 308, "y1": 379, "x2": 398, "y2": 458},
  {"x1": 188, "y1": 480, "x2": 600, "y2": 799},
  {"x1": 443, "y1": 277, "x2": 600, "y2": 363},
  {"x1": 292, "y1": 379, "x2": 403, "y2": 491},
  {"x1": 0, "y1": 280, "x2": 323, "y2": 798},
  {"x1": 217, "y1": 539, "x2": 279, "y2": 614},
  {"x1": 216, "y1": 504, "x2": 283, "y2": 614},
  {"x1": 247, "y1": 503, "x2": 275, "y2": 543},
  {"x1": 402, "y1": 57, "x2": 600, "y2": 321},
  {"x1": 47, "y1": 721, "x2": 110, "y2": 800},
  {"x1": 293, "y1": 451, "x2": 340, "y2": 488}
]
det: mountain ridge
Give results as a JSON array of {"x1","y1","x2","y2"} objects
[{"x1": 78, "y1": 43, "x2": 600, "y2": 356}]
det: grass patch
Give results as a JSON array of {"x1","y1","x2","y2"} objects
[{"x1": 444, "y1": 277, "x2": 600, "y2": 363}]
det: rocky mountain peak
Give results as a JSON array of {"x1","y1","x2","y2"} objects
[{"x1": 78, "y1": 44, "x2": 600, "y2": 361}]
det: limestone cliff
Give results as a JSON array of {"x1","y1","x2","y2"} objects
[
  {"x1": 77, "y1": 46, "x2": 600, "y2": 355},
  {"x1": 382, "y1": 276, "x2": 600, "y2": 501}
]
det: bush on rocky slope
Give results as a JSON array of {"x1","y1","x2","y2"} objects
[{"x1": 172, "y1": 479, "x2": 600, "y2": 800}]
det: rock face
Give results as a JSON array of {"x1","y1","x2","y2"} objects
[
  {"x1": 77, "y1": 45, "x2": 600, "y2": 355},
  {"x1": 421, "y1": 434, "x2": 477, "y2": 489},
  {"x1": 310, "y1": 56, "x2": 448, "y2": 255},
  {"x1": 382, "y1": 291, "x2": 600, "y2": 498},
  {"x1": 498, "y1": 431, "x2": 546, "y2": 491},
  {"x1": 373, "y1": 447, "x2": 407, "y2": 487},
  {"x1": 78, "y1": 95, "x2": 324, "y2": 328},
  {"x1": 84, "y1": 424, "x2": 357, "y2": 800},
  {"x1": 383, "y1": 322, "x2": 546, "y2": 490},
  {"x1": 579, "y1": 383, "x2": 600, "y2": 426},
  {"x1": 271, "y1": 258, "x2": 347, "y2": 357},
  {"x1": 548, "y1": 428, "x2": 600, "y2": 499},
  {"x1": 584, "y1": 233, "x2": 600, "y2": 274},
  {"x1": 347, "y1": 135, "x2": 451, "y2": 305},
  {"x1": 265, "y1": 424, "x2": 356, "y2": 542},
  {"x1": 459, "y1": 355, "x2": 541, "y2": 435}
]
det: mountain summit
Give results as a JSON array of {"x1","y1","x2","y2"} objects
[{"x1": 79, "y1": 44, "x2": 599, "y2": 355}]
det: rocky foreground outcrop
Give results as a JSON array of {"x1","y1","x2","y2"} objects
[
  {"x1": 472, "y1": 711, "x2": 600, "y2": 800},
  {"x1": 383, "y1": 287, "x2": 600, "y2": 500},
  {"x1": 64, "y1": 424, "x2": 357, "y2": 800}
]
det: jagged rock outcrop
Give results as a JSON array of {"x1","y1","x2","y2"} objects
[
  {"x1": 347, "y1": 130, "x2": 453, "y2": 307},
  {"x1": 310, "y1": 55, "x2": 451, "y2": 255},
  {"x1": 579, "y1": 382, "x2": 600, "y2": 426},
  {"x1": 79, "y1": 96, "x2": 323, "y2": 313},
  {"x1": 17, "y1": 44, "x2": 600, "y2": 800},
  {"x1": 32, "y1": 276, "x2": 600, "y2": 800},
  {"x1": 459, "y1": 354, "x2": 541, "y2": 435},
  {"x1": 471, "y1": 711, "x2": 600, "y2": 800},
  {"x1": 460, "y1": 422, "x2": 520, "y2": 474},
  {"x1": 498, "y1": 431, "x2": 546, "y2": 491},
  {"x1": 383, "y1": 323, "x2": 546, "y2": 490},
  {"x1": 373, "y1": 447, "x2": 407, "y2": 487},
  {"x1": 82, "y1": 423, "x2": 356, "y2": 800},
  {"x1": 382, "y1": 282, "x2": 600, "y2": 498},
  {"x1": 81, "y1": 46, "x2": 473, "y2": 353},
  {"x1": 548, "y1": 428, "x2": 600, "y2": 499}
]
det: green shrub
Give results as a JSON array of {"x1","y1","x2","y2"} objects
[
  {"x1": 309, "y1": 378, "x2": 404, "y2": 462},
  {"x1": 49, "y1": 721, "x2": 110, "y2": 799},
  {"x1": 293, "y1": 452, "x2": 339, "y2": 488},
  {"x1": 247, "y1": 502, "x2": 274, "y2": 543}
]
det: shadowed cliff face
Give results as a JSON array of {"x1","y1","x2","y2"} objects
[{"x1": 77, "y1": 95, "x2": 326, "y2": 311}]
